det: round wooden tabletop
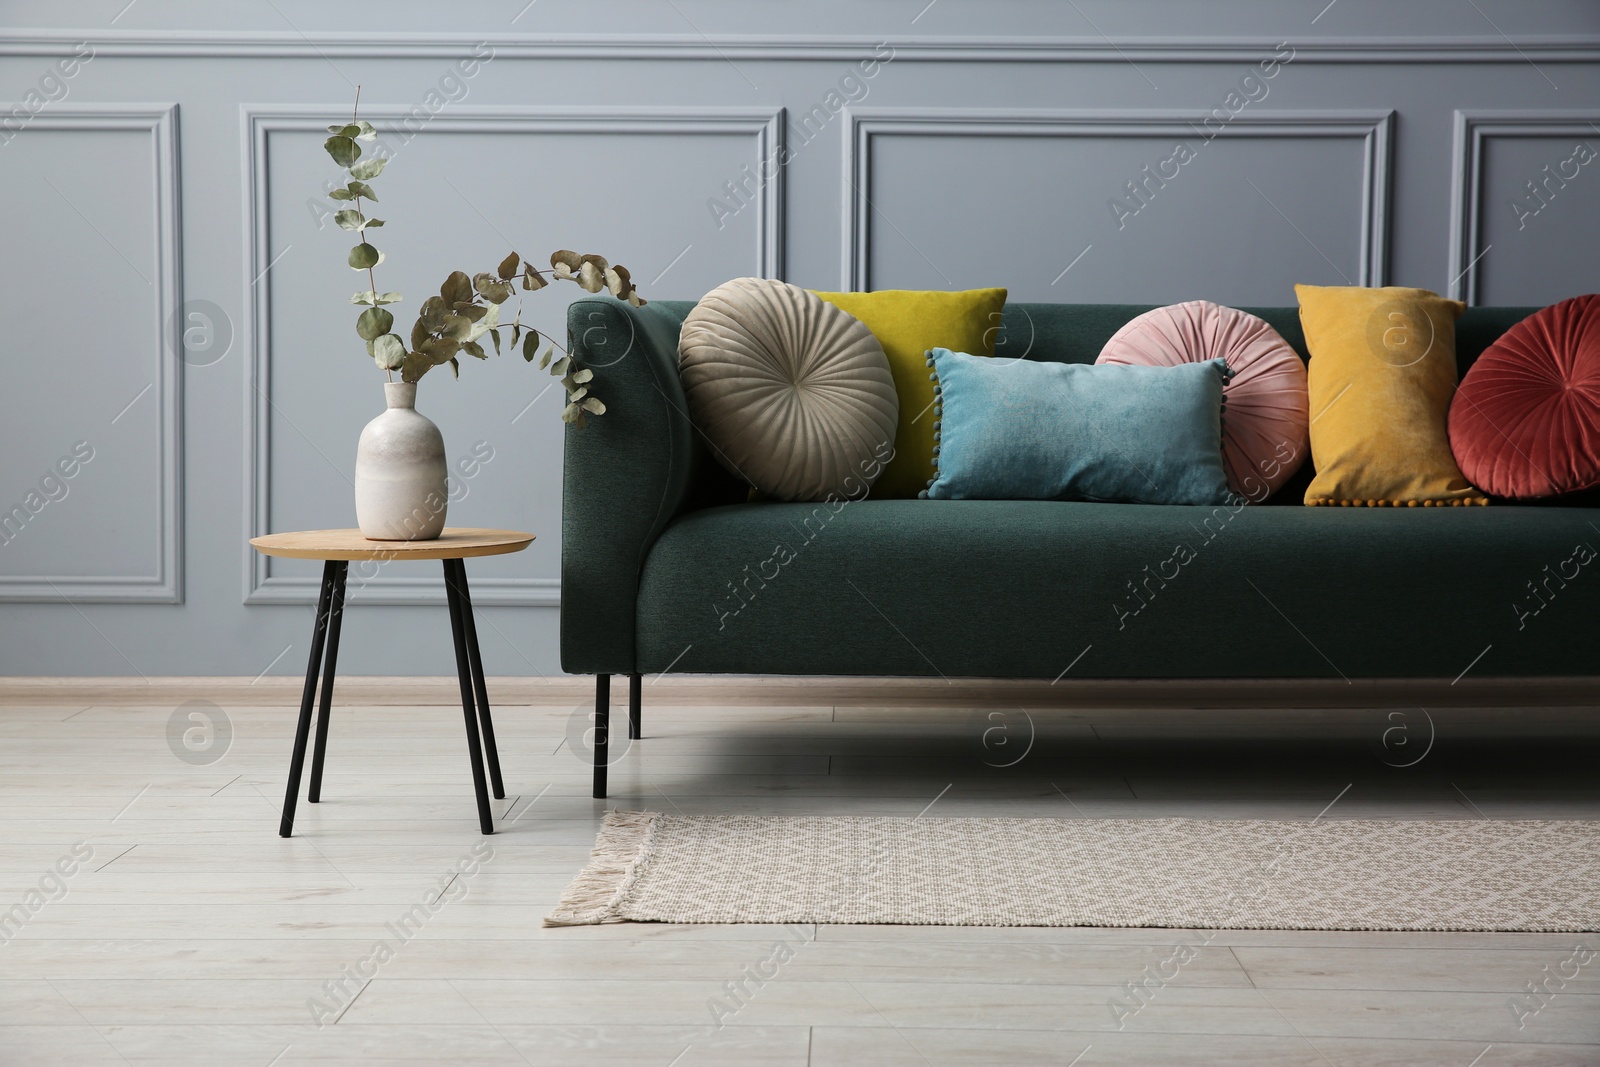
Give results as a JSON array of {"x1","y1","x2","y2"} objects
[{"x1": 249, "y1": 528, "x2": 535, "y2": 561}]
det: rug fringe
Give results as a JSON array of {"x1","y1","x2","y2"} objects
[{"x1": 542, "y1": 810, "x2": 659, "y2": 926}]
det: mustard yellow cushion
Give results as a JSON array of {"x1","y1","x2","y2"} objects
[
  {"x1": 1296, "y1": 284, "x2": 1486, "y2": 507},
  {"x1": 813, "y1": 288, "x2": 1007, "y2": 499}
]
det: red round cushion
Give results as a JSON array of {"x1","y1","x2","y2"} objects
[{"x1": 1449, "y1": 294, "x2": 1600, "y2": 499}]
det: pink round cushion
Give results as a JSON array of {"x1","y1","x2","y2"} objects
[
  {"x1": 1449, "y1": 294, "x2": 1600, "y2": 499},
  {"x1": 1097, "y1": 301, "x2": 1308, "y2": 500}
]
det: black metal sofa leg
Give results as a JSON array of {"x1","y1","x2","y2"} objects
[
  {"x1": 628, "y1": 672, "x2": 642, "y2": 740},
  {"x1": 593, "y1": 673, "x2": 609, "y2": 799}
]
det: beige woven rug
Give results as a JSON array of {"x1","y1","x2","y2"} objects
[{"x1": 546, "y1": 811, "x2": 1600, "y2": 931}]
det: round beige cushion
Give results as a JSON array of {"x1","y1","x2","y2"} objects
[{"x1": 678, "y1": 278, "x2": 898, "y2": 502}]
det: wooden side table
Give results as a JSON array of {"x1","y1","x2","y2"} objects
[{"x1": 250, "y1": 528, "x2": 534, "y2": 838}]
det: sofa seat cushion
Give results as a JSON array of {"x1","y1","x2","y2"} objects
[{"x1": 636, "y1": 499, "x2": 1600, "y2": 679}]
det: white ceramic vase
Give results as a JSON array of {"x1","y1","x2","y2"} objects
[{"x1": 354, "y1": 381, "x2": 448, "y2": 540}]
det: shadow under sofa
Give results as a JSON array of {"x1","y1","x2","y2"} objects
[{"x1": 559, "y1": 298, "x2": 1600, "y2": 797}]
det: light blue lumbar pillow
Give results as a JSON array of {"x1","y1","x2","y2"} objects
[{"x1": 921, "y1": 348, "x2": 1237, "y2": 505}]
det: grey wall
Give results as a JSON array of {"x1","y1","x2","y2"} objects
[{"x1": 1, "y1": 0, "x2": 1597, "y2": 677}]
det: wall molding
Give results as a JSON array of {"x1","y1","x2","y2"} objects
[
  {"x1": 842, "y1": 108, "x2": 1393, "y2": 293},
  {"x1": 241, "y1": 105, "x2": 783, "y2": 605},
  {"x1": 0, "y1": 104, "x2": 183, "y2": 604},
  {"x1": 6, "y1": 30, "x2": 1600, "y2": 63},
  {"x1": 1447, "y1": 109, "x2": 1600, "y2": 304}
]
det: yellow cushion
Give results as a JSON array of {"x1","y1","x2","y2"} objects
[
  {"x1": 1296, "y1": 284, "x2": 1486, "y2": 507},
  {"x1": 812, "y1": 287, "x2": 1007, "y2": 498}
]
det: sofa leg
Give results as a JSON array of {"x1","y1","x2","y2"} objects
[
  {"x1": 593, "y1": 673, "x2": 609, "y2": 799},
  {"x1": 628, "y1": 672, "x2": 642, "y2": 740}
]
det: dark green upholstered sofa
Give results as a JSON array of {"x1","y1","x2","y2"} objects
[{"x1": 561, "y1": 298, "x2": 1599, "y2": 795}]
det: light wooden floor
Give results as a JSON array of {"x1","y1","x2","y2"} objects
[{"x1": 2, "y1": 685, "x2": 1599, "y2": 1065}]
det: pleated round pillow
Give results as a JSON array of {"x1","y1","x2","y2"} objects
[
  {"x1": 1097, "y1": 300, "x2": 1309, "y2": 500},
  {"x1": 1449, "y1": 294, "x2": 1600, "y2": 499},
  {"x1": 678, "y1": 278, "x2": 899, "y2": 502}
]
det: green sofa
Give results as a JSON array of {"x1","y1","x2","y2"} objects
[{"x1": 561, "y1": 298, "x2": 1599, "y2": 796}]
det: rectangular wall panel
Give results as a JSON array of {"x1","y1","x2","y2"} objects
[
  {"x1": 844, "y1": 109, "x2": 1392, "y2": 306},
  {"x1": 0, "y1": 104, "x2": 181, "y2": 603},
  {"x1": 1449, "y1": 110, "x2": 1600, "y2": 305}
]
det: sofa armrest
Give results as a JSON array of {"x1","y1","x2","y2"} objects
[{"x1": 560, "y1": 298, "x2": 699, "y2": 675}]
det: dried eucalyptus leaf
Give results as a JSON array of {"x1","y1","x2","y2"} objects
[
  {"x1": 580, "y1": 397, "x2": 605, "y2": 414},
  {"x1": 364, "y1": 219, "x2": 384, "y2": 228},
  {"x1": 551, "y1": 355, "x2": 571, "y2": 376},
  {"x1": 328, "y1": 188, "x2": 355, "y2": 201},
  {"x1": 356, "y1": 306, "x2": 394, "y2": 340},
  {"x1": 561, "y1": 403, "x2": 581, "y2": 424},
  {"x1": 511, "y1": 324, "x2": 522, "y2": 348},
  {"x1": 522, "y1": 332, "x2": 537, "y2": 362},
  {"x1": 422, "y1": 337, "x2": 461, "y2": 364},
  {"x1": 579, "y1": 253, "x2": 609, "y2": 272},
  {"x1": 522, "y1": 265, "x2": 548, "y2": 291},
  {"x1": 442, "y1": 312, "x2": 474, "y2": 342},
  {"x1": 497, "y1": 251, "x2": 520, "y2": 280},
  {"x1": 489, "y1": 328, "x2": 501, "y2": 356},
  {"x1": 539, "y1": 346, "x2": 554, "y2": 370},
  {"x1": 420, "y1": 295, "x2": 447, "y2": 331},
  {"x1": 349, "y1": 156, "x2": 386, "y2": 180},
  {"x1": 448, "y1": 355, "x2": 460, "y2": 379},
  {"x1": 353, "y1": 120, "x2": 378, "y2": 140},
  {"x1": 376, "y1": 291, "x2": 402, "y2": 304},
  {"x1": 550, "y1": 250, "x2": 581, "y2": 281},
  {"x1": 440, "y1": 271, "x2": 473, "y2": 305},
  {"x1": 463, "y1": 340, "x2": 487, "y2": 360},
  {"x1": 567, "y1": 386, "x2": 588, "y2": 402},
  {"x1": 401, "y1": 350, "x2": 431, "y2": 383},
  {"x1": 371, "y1": 333, "x2": 407, "y2": 370},
  {"x1": 334, "y1": 209, "x2": 364, "y2": 231},
  {"x1": 604, "y1": 264, "x2": 632, "y2": 297},
  {"x1": 348, "y1": 243, "x2": 382, "y2": 270},
  {"x1": 351, "y1": 290, "x2": 378, "y2": 306},
  {"x1": 472, "y1": 272, "x2": 513, "y2": 304},
  {"x1": 325, "y1": 136, "x2": 359, "y2": 167},
  {"x1": 459, "y1": 304, "x2": 488, "y2": 323},
  {"x1": 345, "y1": 180, "x2": 378, "y2": 202},
  {"x1": 577, "y1": 261, "x2": 605, "y2": 293},
  {"x1": 571, "y1": 368, "x2": 594, "y2": 384},
  {"x1": 627, "y1": 292, "x2": 647, "y2": 307},
  {"x1": 411, "y1": 316, "x2": 429, "y2": 351}
]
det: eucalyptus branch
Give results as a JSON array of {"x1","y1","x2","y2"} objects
[{"x1": 320, "y1": 93, "x2": 644, "y2": 427}]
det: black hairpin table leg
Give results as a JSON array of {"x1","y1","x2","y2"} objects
[
  {"x1": 307, "y1": 561, "x2": 347, "y2": 804},
  {"x1": 447, "y1": 558, "x2": 504, "y2": 800},
  {"x1": 445, "y1": 558, "x2": 495, "y2": 835},
  {"x1": 281, "y1": 560, "x2": 339, "y2": 838}
]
